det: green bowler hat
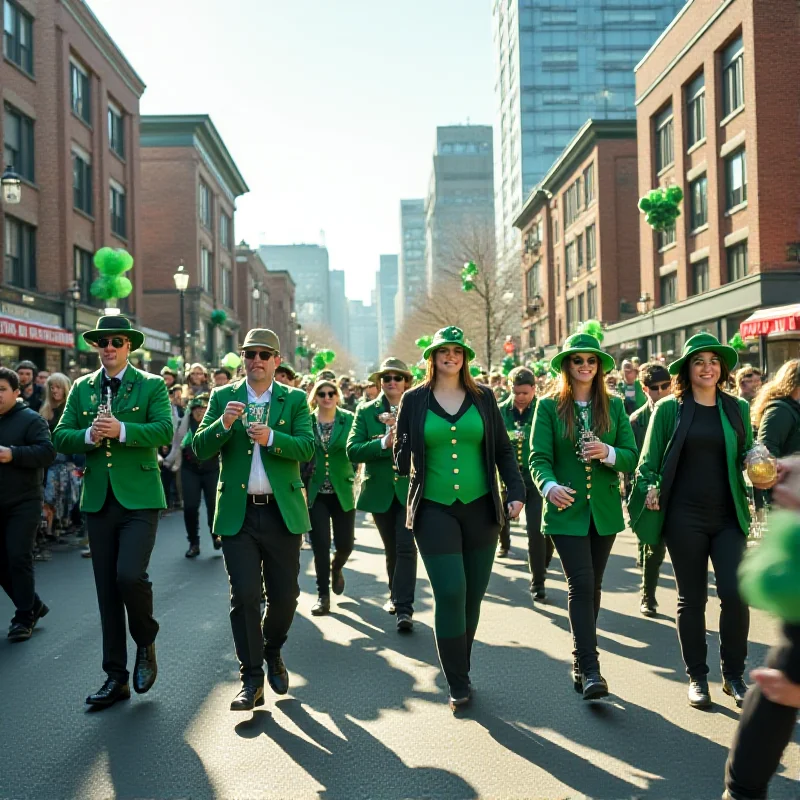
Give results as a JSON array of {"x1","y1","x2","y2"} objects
[
  {"x1": 422, "y1": 326, "x2": 476, "y2": 362},
  {"x1": 550, "y1": 332, "x2": 615, "y2": 374},
  {"x1": 668, "y1": 332, "x2": 738, "y2": 376},
  {"x1": 82, "y1": 315, "x2": 145, "y2": 351}
]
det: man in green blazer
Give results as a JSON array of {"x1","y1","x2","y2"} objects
[
  {"x1": 618, "y1": 359, "x2": 648, "y2": 415},
  {"x1": 193, "y1": 328, "x2": 314, "y2": 711},
  {"x1": 346, "y1": 357, "x2": 417, "y2": 631},
  {"x1": 53, "y1": 316, "x2": 173, "y2": 709}
]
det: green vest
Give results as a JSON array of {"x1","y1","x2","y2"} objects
[
  {"x1": 423, "y1": 405, "x2": 489, "y2": 505},
  {"x1": 499, "y1": 396, "x2": 536, "y2": 485}
]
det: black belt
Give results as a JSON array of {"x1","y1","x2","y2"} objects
[{"x1": 248, "y1": 494, "x2": 273, "y2": 505}]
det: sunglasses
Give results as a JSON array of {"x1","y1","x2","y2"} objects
[
  {"x1": 648, "y1": 381, "x2": 671, "y2": 392},
  {"x1": 382, "y1": 374, "x2": 404, "y2": 383},
  {"x1": 96, "y1": 337, "x2": 127, "y2": 349},
  {"x1": 243, "y1": 350, "x2": 274, "y2": 361},
  {"x1": 570, "y1": 356, "x2": 598, "y2": 366},
  {"x1": 316, "y1": 390, "x2": 336, "y2": 399}
]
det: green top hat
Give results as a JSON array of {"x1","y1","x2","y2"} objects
[
  {"x1": 550, "y1": 332, "x2": 615, "y2": 374},
  {"x1": 82, "y1": 315, "x2": 145, "y2": 352},
  {"x1": 368, "y1": 357, "x2": 413, "y2": 385},
  {"x1": 422, "y1": 326, "x2": 476, "y2": 362},
  {"x1": 668, "y1": 332, "x2": 738, "y2": 376}
]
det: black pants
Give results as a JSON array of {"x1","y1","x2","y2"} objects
[
  {"x1": 309, "y1": 492, "x2": 355, "y2": 596},
  {"x1": 499, "y1": 482, "x2": 553, "y2": 589},
  {"x1": 87, "y1": 492, "x2": 160, "y2": 683},
  {"x1": 551, "y1": 521, "x2": 616, "y2": 674},
  {"x1": 181, "y1": 465, "x2": 218, "y2": 544},
  {"x1": 160, "y1": 466, "x2": 177, "y2": 508},
  {"x1": 641, "y1": 539, "x2": 666, "y2": 602},
  {"x1": 0, "y1": 498, "x2": 44, "y2": 626},
  {"x1": 373, "y1": 496, "x2": 418, "y2": 615},
  {"x1": 725, "y1": 624, "x2": 800, "y2": 799},
  {"x1": 221, "y1": 500, "x2": 301, "y2": 681},
  {"x1": 663, "y1": 516, "x2": 749, "y2": 679}
]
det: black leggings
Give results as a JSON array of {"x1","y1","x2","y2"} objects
[
  {"x1": 309, "y1": 492, "x2": 355, "y2": 596},
  {"x1": 499, "y1": 482, "x2": 554, "y2": 588},
  {"x1": 663, "y1": 515, "x2": 749, "y2": 679},
  {"x1": 373, "y1": 497, "x2": 418, "y2": 615},
  {"x1": 551, "y1": 521, "x2": 616, "y2": 674},
  {"x1": 181, "y1": 466, "x2": 218, "y2": 544},
  {"x1": 725, "y1": 624, "x2": 800, "y2": 799}
]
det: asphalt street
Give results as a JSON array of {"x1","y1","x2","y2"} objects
[{"x1": 0, "y1": 510, "x2": 797, "y2": 800}]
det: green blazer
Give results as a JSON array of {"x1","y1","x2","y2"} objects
[
  {"x1": 53, "y1": 366, "x2": 173, "y2": 512},
  {"x1": 193, "y1": 379, "x2": 315, "y2": 536},
  {"x1": 498, "y1": 395, "x2": 536, "y2": 486},
  {"x1": 307, "y1": 407, "x2": 356, "y2": 511},
  {"x1": 618, "y1": 379, "x2": 647, "y2": 411},
  {"x1": 529, "y1": 396, "x2": 638, "y2": 536},
  {"x1": 346, "y1": 393, "x2": 409, "y2": 513},
  {"x1": 630, "y1": 393, "x2": 753, "y2": 545},
  {"x1": 629, "y1": 401, "x2": 654, "y2": 453}
]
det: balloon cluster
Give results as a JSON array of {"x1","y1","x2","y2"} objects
[
  {"x1": 461, "y1": 261, "x2": 478, "y2": 292},
  {"x1": 578, "y1": 319, "x2": 605, "y2": 343},
  {"x1": 90, "y1": 247, "x2": 134, "y2": 302},
  {"x1": 501, "y1": 355, "x2": 515, "y2": 376},
  {"x1": 529, "y1": 360, "x2": 551, "y2": 378},
  {"x1": 414, "y1": 335, "x2": 433, "y2": 350},
  {"x1": 221, "y1": 352, "x2": 242, "y2": 370},
  {"x1": 469, "y1": 364, "x2": 484, "y2": 378},
  {"x1": 166, "y1": 355, "x2": 184, "y2": 371},
  {"x1": 638, "y1": 186, "x2": 684, "y2": 232},
  {"x1": 728, "y1": 332, "x2": 749, "y2": 352},
  {"x1": 311, "y1": 349, "x2": 336, "y2": 375},
  {"x1": 210, "y1": 309, "x2": 228, "y2": 327}
]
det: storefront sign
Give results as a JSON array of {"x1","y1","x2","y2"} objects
[
  {"x1": 0, "y1": 301, "x2": 61, "y2": 328},
  {"x1": 741, "y1": 304, "x2": 800, "y2": 339},
  {"x1": 140, "y1": 326, "x2": 173, "y2": 354},
  {"x1": 0, "y1": 315, "x2": 73, "y2": 348}
]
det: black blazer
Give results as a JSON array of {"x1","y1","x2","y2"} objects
[{"x1": 393, "y1": 384, "x2": 525, "y2": 530}]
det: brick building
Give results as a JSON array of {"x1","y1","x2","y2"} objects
[
  {"x1": 602, "y1": 0, "x2": 800, "y2": 366},
  {"x1": 262, "y1": 269, "x2": 297, "y2": 366},
  {"x1": 513, "y1": 120, "x2": 640, "y2": 357},
  {"x1": 1, "y1": 0, "x2": 145, "y2": 372},
  {"x1": 138, "y1": 115, "x2": 249, "y2": 366}
]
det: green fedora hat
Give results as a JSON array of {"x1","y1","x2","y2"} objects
[
  {"x1": 551, "y1": 332, "x2": 615, "y2": 374},
  {"x1": 668, "y1": 332, "x2": 738, "y2": 376},
  {"x1": 422, "y1": 326, "x2": 476, "y2": 362},
  {"x1": 83, "y1": 315, "x2": 145, "y2": 351},
  {"x1": 241, "y1": 328, "x2": 280, "y2": 353},
  {"x1": 368, "y1": 356, "x2": 413, "y2": 385}
]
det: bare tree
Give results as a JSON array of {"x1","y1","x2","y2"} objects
[{"x1": 299, "y1": 322, "x2": 358, "y2": 376}]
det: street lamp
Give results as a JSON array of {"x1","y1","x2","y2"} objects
[
  {"x1": 67, "y1": 280, "x2": 81, "y2": 372},
  {"x1": 173, "y1": 261, "x2": 190, "y2": 368},
  {"x1": 1, "y1": 165, "x2": 21, "y2": 205}
]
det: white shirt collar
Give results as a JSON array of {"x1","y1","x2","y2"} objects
[
  {"x1": 246, "y1": 380, "x2": 274, "y2": 402},
  {"x1": 103, "y1": 363, "x2": 129, "y2": 382}
]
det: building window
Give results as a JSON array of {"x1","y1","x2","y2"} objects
[
  {"x1": 198, "y1": 181, "x2": 212, "y2": 228},
  {"x1": 689, "y1": 175, "x2": 708, "y2": 230},
  {"x1": 3, "y1": 0, "x2": 33, "y2": 73},
  {"x1": 722, "y1": 36, "x2": 745, "y2": 117},
  {"x1": 566, "y1": 297, "x2": 576, "y2": 332},
  {"x1": 555, "y1": 257, "x2": 561, "y2": 296},
  {"x1": 74, "y1": 246, "x2": 101, "y2": 306},
  {"x1": 655, "y1": 105, "x2": 674, "y2": 172},
  {"x1": 205, "y1": 321, "x2": 214, "y2": 362},
  {"x1": 727, "y1": 242, "x2": 748, "y2": 282},
  {"x1": 110, "y1": 182, "x2": 126, "y2": 238},
  {"x1": 565, "y1": 241, "x2": 577, "y2": 282},
  {"x1": 3, "y1": 104, "x2": 34, "y2": 181},
  {"x1": 587, "y1": 284, "x2": 597, "y2": 318},
  {"x1": 552, "y1": 214, "x2": 559, "y2": 244},
  {"x1": 220, "y1": 213, "x2": 231, "y2": 250},
  {"x1": 70, "y1": 60, "x2": 91, "y2": 125},
  {"x1": 200, "y1": 247, "x2": 213, "y2": 292},
  {"x1": 525, "y1": 262, "x2": 540, "y2": 300},
  {"x1": 583, "y1": 164, "x2": 594, "y2": 205},
  {"x1": 577, "y1": 292, "x2": 585, "y2": 322},
  {"x1": 4, "y1": 215, "x2": 35, "y2": 289},
  {"x1": 686, "y1": 73, "x2": 706, "y2": 147},
  {"x1": 660, "y1": 273, "x2": 677, "y2": 306},
  {"x1": 692, "y1": 259, "x2": 709, "y2": 295},
  {"x1": 564, "y1": 178, "x2": 582, "y2": 228},
  {"x1": 658, "y1": 224, "x2": 676, "y2": 250},
  {"x1": 221, "y1": 266, "x2": 232, "y2": 307},
  {"x1": 725, "y1": 149, "x2": 747, "y2": 209},
  {"x1": 586, "y1": 224, "x2": 596, "y2": 269},
  {"x1": 72, "y1": 150, "x2": 93, "y2": 215},
  {"x1": 108, "y1": 102, "x2": 124, "y2": 159},
  {"x1": 576, "y1": 233, "x2": 584, "y2": 274}
]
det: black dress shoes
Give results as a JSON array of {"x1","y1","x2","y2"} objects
[
  {"x1": 722, "y1": 676, "x2": 749, "y2": 708},
  {"x1": 266, "y1": 654, "x2": 289, "y2": 695},
  {"x1": 396, "y1": 612, "x2": 413, "y2": 632},
  {"x1": 7, "y1": 622, "x2": 33, "y2": 642},
  {"x1": 640, "y1": 596, "x2": 657, "y2": 617},
  {"x1": 133, "y1": 643, "x2": 158, "y2": 694},
  {"x1": 531, "y1": 586, "x2": 546, "y2": 602},
  {"x1": 86, "y1": 678, "x2": 131, "y2": 708},
  {"x1": 185, "y1": 544, "x2": 200, "y2": 558},
  {"x1": 212, "y1": 535, "x2": 223, "y2": 550},
  {"x1": 581, "y1": 672, "x2": 609, "y2": 700},
  {"x1": 496, "y1": 546, "x2": 510, "y2": 558},
  {"x1": 311, "y1": 596, "x2": 331, "y2": 616},
  {"x1": 331, "y1": 566, "x2": 345, "y2": 596},
  {"x1": 230, "y1": 682, "x2": 265, "y2": 711},
  {"x1": 688, "y1": 677, "x2": 712, "y2": 708},
  {"x1": 33, "y1": 602, "x2": 50, "y2": 627}
]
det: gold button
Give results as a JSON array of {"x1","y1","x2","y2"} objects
[
  {"x1": 248, "y1": 450, "x2": 252, "y2": 455},
  {"x1": 451, "y1": 439, "x2": 457, "y2": 445},
  {"x1": 587, "y1": 483, "x2": 592, "y2": 489},
  {"x1": 394, "y1": 476, "x2": 398, "y2": 482},
  {"x1": 392, "y1": 466, "x2": 398, "y2": 471},
  {"x1": 452, "y1": 453, "x2": 458, "y2": 459},
  {"x1": 454, "y1": 468, "x2": 459, "y2": 474},
  {"x1": 454, "y1": 484, "x2": 460, "y2": 490},
  {"x1": 106, "y1": 451, "x2": 112, "y2": 457},
  {"x1": 82, "y1": 411, "x2": 88, "y2": 416},
  {"x1": 107, "y1": 463, "x2": 112, "y2": 467},
  {"x1": 585, "y1": 465, "x2": 591, "y2": 472},
  {"x1": 587, "y1": 494, "x2": 591, "y2": 500},
  {"x1": 241, "y1": 484, "x2": 246, "y2": 489},
  {"x1": 450, "y1": 426, "x2": 457, "y2": 431}
]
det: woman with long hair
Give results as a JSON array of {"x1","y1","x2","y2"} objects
[
  {"x1": 306, "y1": 379, "x2": 356, "y2": 615},
  {"x1": 186, "y1": 363, "x2": 210, "y2": 397},
  {"x1": 632, "y1": 333, "x2": 756, "y2": 710},
  {"x1": 529, "y1": 330, "x2": 638, "y2": 700},
  {"x1": 751, "y1": 358, "x2": 800, "y2": 459},
  {"x1": 394, "y1": 326, "x2": 525, "y2": 711}
]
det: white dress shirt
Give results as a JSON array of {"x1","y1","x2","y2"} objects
[{"x1": 85, "y1": 364, "x2": 128, "y2": 445}]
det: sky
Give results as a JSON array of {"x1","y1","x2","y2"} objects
[{"x1": 87, "y1": 0, "x2": 496, "y2": 303}]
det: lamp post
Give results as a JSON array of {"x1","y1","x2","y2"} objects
[
  {"x1": 637, "y1": 292, "x2": 656, "y2": 357},
  {"x1": 173, "y1": 261, "x2": 190, "y2": 370},
  {"x1": 68, "y1": 280, "x2": 81, "y2": 372},
  {"x1": 252, "y1": 284, "x2": 260, "y2": 328},
  {"x1": 1, "y1": 165, "x2": 22, "y2": 205}
]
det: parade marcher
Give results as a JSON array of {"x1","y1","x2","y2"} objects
[
  {"x1": 274, "y1": 363, "x2": 297, "y2": 387},
  {"x1": 36, "y1": 370, "x2": 50, "y2": 387},
  {"x1": 160, "y1": 366, "x2": 177, "y2": 390},
  {"x1": 193, "y1": 328, "x2": 315, "y2": 711},
  {"x1": 213, "y1": 368, "x2": 232, "y2": 387},
  {"x1": 16, "y1": 360, "x2": 43, "y2": 413},
  {"x1": 628, "y1": 363, "x2": 672, "y2": 616},
  {"x1": 735, "y1": 364, "x2": 762, "y2": 404},
  {"x1": 497, "y1": 367, "x2": 555, "y2": 600},
  {"x1": 751, "y1": 359, "x2": 800, "y2": 460},
  {"x1": 363, "y1": 381, "x2": 379, "y2": 402},
  {"x1": 186, "y1": 363, "x2": 210, "y2": 397},
  {"x1": 338, "y1": 375, "x2": 359, "y2": 413},
  {"x1": 604, "y1": 371, "x2": 621, "y2": 396},
  {"x1": 165, "y1": 394, "x2": 221, "y2": 557},
  {"x1": 53, "y1": 316, "x2": 173, "y2": 708},
  {"x1": 631, "y1": 333, "x2": 758, "y2": 710},
  {"x1": 169, "y1": 384, "x2": 185, "y2": 423},
  {"x1": 306, "y1": 379, "x2": 356, "y2": 615},
  {"x1": 394, "y1": 328, "x2": 525, "y2": 710},
  {"x1": 617, "y1": 359, "x2": 647, "y2": 415},
  {"x1": 347, "y1": 357, "x2": 418, "y2": 630},
  {"x1": 530, "y1": 330, "x2": 638, "y2": 700},
  {"x1": 0, "y1": 367, "x2": 54, "y2": 641}
]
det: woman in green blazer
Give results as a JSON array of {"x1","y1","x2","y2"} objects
[
  {"x1": 306, "y1": 379, "x2": 356, "y2": 616},
  {"x1": 529, "y1": 331, "x2": 638, "y2": 700},
  {"x1": 632, "y1": 333, "x2": 755, "y2": 711}
]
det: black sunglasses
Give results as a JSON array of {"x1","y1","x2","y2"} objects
[
  {"x1": 317, "y1": 390, "x2": 336, "y2": 399},
  {"x1": 570, "y1": 356, "x2": 597, "y2": 366},
  {"x1": 648, "y1": 381, "x2": 671, "y2": 392},
  {"x1": 243, "y1": 350, "x2": 274, "y2": 361},
  {"x1": 96, "y1": 336, "x2": 127, "y2": 349},
  {"x1": 382, "y1": 374, "x2": 404, "y2": 383}
]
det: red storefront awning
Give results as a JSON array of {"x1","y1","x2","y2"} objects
[
  {"x1": 740, "y1": 304, "x2": 800, "y2": 340},
  {"x1": 0, "y1": 315, "x2": 74, "y2": 349}
]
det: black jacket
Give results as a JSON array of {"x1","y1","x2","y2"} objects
[
  {"x1": 393, "y1": 384, "x2": 525, "y2": 530},
  {"x1": 20, "y1": 384, "x2": 43, "y2": 413},
  {"x1": 758, "y1": 397, "x2": 800, "y2": 458},
  {"x1": 0, "y1": 400, "x2": 55, "y2": 505}
]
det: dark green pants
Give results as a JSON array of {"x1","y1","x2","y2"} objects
[
  {"x1": 414, "y1": 494, "x2": 500, "y2": 697},
  {"x1": 641, "y1": 540, "x2": 666, "y2": 602}
]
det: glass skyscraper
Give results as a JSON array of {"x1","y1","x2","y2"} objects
[{"x1": 493, "y1": 0, "x2": 686, "y2": 270}]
